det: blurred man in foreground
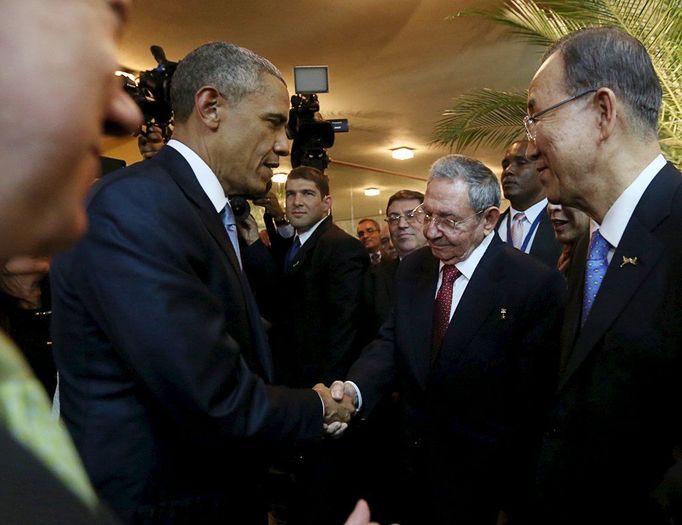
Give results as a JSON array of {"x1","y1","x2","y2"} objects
[{"x1": 0, "y1": 0, "x2": 141, "y2": 521}]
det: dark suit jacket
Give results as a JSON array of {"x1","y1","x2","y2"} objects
[
  {"x1": 0, "y1": 426, "x2": 120, "y2": 525},
  {"x1": 363, "y1": 256, "x2": 400, "y2": 335},
  {"x1": 348, "y1": 235, "x2": 565, "y2": 523},
  {"x1": 50, "y1": 146, "x2": 323, "y2": 524},
  {"x1": 497, "y1": 206, "x2": 562, "y2": 268},
  {"x1": 529, "y1": 162, "x2": 682, "y2": 525},
  {"x1": 271, "y1": 216, "x2": 369, "y2": 387}
]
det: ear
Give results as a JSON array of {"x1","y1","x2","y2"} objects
[
  {"x1": 322, "y1": 194, "x2": 332, "y2": 214},
  {"x1": 194, "y1": 86, "x2": 223, "y2": 130},
  {"x1": 594, "y1": 87, "x2": 618, "y2": 142},
  {"x1": 482, "y1": 206, "x2": 500, "y2": 234}
]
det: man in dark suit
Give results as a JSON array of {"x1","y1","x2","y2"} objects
[
  {"x1": 51, "y1": 43, "x2": 352, "y2": 524},
  {"x1": 364, "y1": 189, "x2": 427, "y2": 332},
  {"x1": 266, "y1": 166, "x2": 368, "y2": 524},
  {"x1": 273, "y1": 166, "x2": 369, "y2": 388},
  {"x1": 524, "y1": 27, "x2": 682, "y2": 524},
  {"x1": 497, "y1": 140, "x2": 562, "y2": 267},
  {"x1": 331, "y1": 154, "x2": 565, "y2": 524},
  {"x1": 0, "y1": 0, "x2": 142, "y2": 522}
]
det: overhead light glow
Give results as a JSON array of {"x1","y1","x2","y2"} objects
[
  {"x1": 272, "y1": 172, "x2": 288, "y2": 183},
  {"x1": 391, "y1": 147, "x2": 414, "y2": 160},
  {"x1": 364, "y1": 187, "x2": 380, "y2": 197}
]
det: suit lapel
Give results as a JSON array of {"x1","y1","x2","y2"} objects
[
  {"x1": 286, "y1": 216, "x2": 333, "y2": 274},
  {"x1": 157, "y1": 147, "x2": 242, "y2": 275},
  {"x1": 434, "y1": 235, "x2": 504, "y2": 365},
  {"x1": 155, "y1": 147, "x2": 273, "y2": 381},
  {"x1": 406, "y1": 251, "x2": 439, "y2": 389},
  {"x1": 558, "y1": 164, "x2": 679, "y2": 391}
]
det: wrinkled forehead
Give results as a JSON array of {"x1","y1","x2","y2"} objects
[{"x1": 528, "y1": 52, "x2": 566, "y2": 113}]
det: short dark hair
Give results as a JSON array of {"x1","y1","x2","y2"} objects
[
  {"x1": 286, "y1": 166, "x2": 330, "y2": 197},
  {"x1": 429, "y1": 154, "x2": 501, "y2": 211},
  {"x1": 358, "y1": 218, "x2": 380, "y2": 230},
  {"x1": 542, "y1": 27, "x2": 661, "y2": 137},
  {"x1": 171, "y1": 42, "x2": 284, "y2": 123},
  {"x1": 386, "y1": 189, "x2": 425, "y2": 211}
]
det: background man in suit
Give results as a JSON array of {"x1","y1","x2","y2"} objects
[
  {"x1": 497, "y1": 140, "x2": 562, "y2": 267},
  {"x1": 524, "y1": 27, "x2": 682, "y2": 524},
  {"x1": 357, "y1": 218, "x2": 383, "y2": 264},
  {"x1": 333, "y1": 154, "x2": 565, "y2": 524},
  {"x1": 365, "y1": 189, "x2": 427, "y2": 332},
  {"x1": 0, "y1": 0, "x2": 142, "y2": 522},
  {"x1": 51, "y1": 42, "x2": 352, "y2": 525},
  {"x1": 270, "y1": 166, "x2": 368, "y2": 525}
]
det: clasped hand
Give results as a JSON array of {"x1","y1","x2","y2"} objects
[{"x1": 312, "y1": 381, "x2": 358, "y2": 438}]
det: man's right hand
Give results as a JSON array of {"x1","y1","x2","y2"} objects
[{"x1": 313, "y1": 383, "x2": 355, "y2": 432}]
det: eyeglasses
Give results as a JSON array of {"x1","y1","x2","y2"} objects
[
  {"x1": 412, "y1": 204, "x2": 484, "y2": 234},
  {"x1": 384, "y1": 205, "x2": 421, "y2": 225},
  {"x1": 523, "y1": 89, "x2": 597, "y2": 141}
]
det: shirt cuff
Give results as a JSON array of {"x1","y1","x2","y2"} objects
[{"x1": 345, "y1": 381, "x2": 363, "y2": 412}]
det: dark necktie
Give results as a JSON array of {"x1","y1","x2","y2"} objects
[
  {"x1": 581, "y1": 229, "x2": 610, "y2": 325},
  {"x1": 285, "y1": 236, "x2": 301, "y2": 270},
  {"x1": 432, "y1": 265, "x2": 461, "y2": 351}
]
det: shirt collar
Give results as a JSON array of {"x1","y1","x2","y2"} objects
[
  {"x1": 297, "y1": 216, "x2": 328, "y2": 246},
  {"x1": 509, "y1": 197, "x2": 548, "y2": 224},
  {"x1": 439, "y1": 230, "x2": 494, "y2": 280},
  {"x1": 593, "y1": 154, "x2": 665, "y2": 247},
  {"x1": 167, "y1": 139, "x2": 228, "y2": 213}
]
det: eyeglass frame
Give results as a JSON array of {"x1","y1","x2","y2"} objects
[
  {"x1": 523, "y1": 88, "x2": 598, "y2": 141},
  {"x1": 412, "y1": 203, "x2": 486, "y2": 233},
  {"x1": 384, "y1": 205, "x2": 422, "y2": 225}
]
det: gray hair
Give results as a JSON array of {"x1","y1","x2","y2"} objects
[
  {"x1": 542, "y1": 27, "x2": 661, "y2": 138},
  {"x1": 428, "y1": 154, "x2": 501, "y2": 211},
  {"x1": 171, "y1": 42, "x2": 284, "y2": 123}
]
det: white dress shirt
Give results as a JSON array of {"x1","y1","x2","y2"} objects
[
  {"x1": 590, "y1": 154, "x2": 665, "y2": 263},
  {"x1": 499, "y1": 197, "x2": 548, "y2": 253}
]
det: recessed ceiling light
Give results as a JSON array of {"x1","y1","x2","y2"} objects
[
  {"x1": 364, "y1": 187, "x2": 380, "y2": 197},
  {"x1": 391, "y1": 147, "x2": 414, "y2": 160},
  {"x1": 272, "y1": 172, "x2": 288, "y2": 183}
]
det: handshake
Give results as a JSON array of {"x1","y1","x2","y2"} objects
[{"x1": 312, "y1": 381, "x2": 359, "y2": 438}]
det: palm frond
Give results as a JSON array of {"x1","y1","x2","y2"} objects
[
  {"x1": 432, "y1": 89, "x2": 528, "y2": 151},
  {"x1": 440, "y1": 0, "x2": 682, "y2": 163}
]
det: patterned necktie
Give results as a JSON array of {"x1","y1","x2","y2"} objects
[
  {"x1": 432, "y1": 265, "x2": 461, "y2": 351},
  {"x1": 285, "y1": 236, "x2": 301, "y2": 270},
  {"x1": 581, "y1": 229, "x2": 610, "y2": 325},
  {"x1": 220, "y1": 204, "x2": 242, "y2": 269},
  {"x1": 0, "y1": 330, "x2": 98, "y2": 509},
  {"x1": 510, "y1": 212, "x2": 526, "y2": 249}
]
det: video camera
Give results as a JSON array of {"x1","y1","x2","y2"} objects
[
  {"x1": 122, "y1": 45, "x2": 177, "y2": 141},
  {"x1": 286, "y1": 66, "x2": 348, "y2": 172}
]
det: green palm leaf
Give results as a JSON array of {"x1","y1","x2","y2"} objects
[
  {"x1": 438, "y1": 0, "x2": 682, "y2": 164},
  {"x1": 432, "y1": 89, "x2": 528, "y2": 151}
]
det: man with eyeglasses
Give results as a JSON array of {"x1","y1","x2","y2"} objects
[
  {"x1": 523, "y1": 28, "x2": 682, "y2": 525},
  {"x1": 329, "y1": 154, "x2": 565, "y2": 524},
  {"x1": 364, "y1": 190, "x2": 427, "y2": 331},
  {"x1": 356, "y1": 219, "x2": 383, "y2": 264},
  {"x1": 497, "y1": 140, "x2": 562, "y2": 267}
]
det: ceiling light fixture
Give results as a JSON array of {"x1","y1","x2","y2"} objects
[
  {"x1": 272, "y1": 172, "x2": 288, "y2": 183},
  {"x1": 391, "y1": 147, "x2": 414, "y2": 160},
  {"x1": 364, "y1": 187, "x2": 380, "y2": 197}
]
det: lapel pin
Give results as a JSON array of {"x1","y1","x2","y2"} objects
[
  {"x1": 620, "y1": 256, "x2": 639, "y2": 268},
  {"x1": 500, "y1": 307, "x2": 507, "y2": 320}
]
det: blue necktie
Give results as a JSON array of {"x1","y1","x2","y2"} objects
[
  {"x1": 220, "y1": 204, "x2": 242, "y2": 269},
  {"x1": 581, "y1": 229, "x2": 610, "y2": 325},
  {"x1": 285, "y1": 236, "x2": 301, "y2": 270}
]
